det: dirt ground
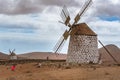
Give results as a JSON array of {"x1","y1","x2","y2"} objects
[{"x1": 0, "y1": 62, "x2": 120, "y2": 80}]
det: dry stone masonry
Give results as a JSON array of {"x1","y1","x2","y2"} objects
[{"x1": 66, "y1": 23, "x2": 99, "y2": 64}]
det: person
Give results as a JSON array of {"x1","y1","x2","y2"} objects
[
  {"x1": 46, "y1": 56, "x2": 49, "y2": 60},
  {"x1": 11, "y1": 64, "x2": 16, "y2": 71}
]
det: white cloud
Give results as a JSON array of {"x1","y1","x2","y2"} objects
[
  {"x1": 92, "y1": 0, "x2": 120, "y2": 17},
  {"x1": 87, "y1": 19, "x2": 120, "y2": 48},
  {"x1": 0, "y1": 11, "x2": 67, "y2": 44},
  {"x1": 89, "y1": 20, "x2": 120, "y2": 33},
  {"x1": 0, "y1": 0, "x2": 120, "y2": 54},
  {"x1": 0, "y1": 0, "x2": 79, "y2": 15}
]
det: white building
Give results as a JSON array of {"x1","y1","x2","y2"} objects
[{"x1": 9, "y1": 52, "x2": 17, "y2": 60}]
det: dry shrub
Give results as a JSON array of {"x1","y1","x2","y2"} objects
[
  {"x1": 65, "y1": 66, "x2": 71, "y2": 69},
  {"x1": 116, "y1": 64, "x2": 120, "y2": 66},
  {"x1": 63, "y1": 63, "x2": 71, "y2": 69},
  {"x1": 27, "y1": 74, "x2": 33, "y2": 77},
  {"x1": 105, "y1": 72, "x2": 110, "y2": 75},
  {"x1": 25, "y1": 70, "x2": 32, "y2": 73}
]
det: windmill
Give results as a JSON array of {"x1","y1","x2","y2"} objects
[
  {"x1": 53, "y1": 0, "x2": 100, "y2": 64},
  {"x1": 53, "y1": 0, "x2": 93, "y2": 53},
  {"x1": 9, "y1": 49, "x2": 17, "y2": 60}
]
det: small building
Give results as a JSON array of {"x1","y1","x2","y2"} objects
[
  {"x1": 66, "y1": 23, "x2": 99, "y2": 64},
  {"x1": 9, "y1": 52, "x2": 17, "y2": 60}
]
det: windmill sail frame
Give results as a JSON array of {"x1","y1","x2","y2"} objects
[
  {"x1": 60, "y1": 6, "x2": 71, "y2": 26},
  {"x1": 53, "y1": 0, "x2": 93, "y2": 53}
]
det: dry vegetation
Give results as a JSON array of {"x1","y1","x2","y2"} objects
[
  {"x1": 0, "y1": 62, "x2": 120, "y2": 80},
  {"x1": 0, "y1": 44, "x2": 120, "y2": 80}
]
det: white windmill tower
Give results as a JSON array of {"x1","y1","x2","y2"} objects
[{"x1": 53, "y1": 0, "x2": 99, "y2": 64}]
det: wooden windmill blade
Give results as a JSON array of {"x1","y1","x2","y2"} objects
[
  {"x1": 74, "y1": 0, "x2": 92, "y2": 24},
  {"x1": 79, "y1": 0, "x2": 92, "y2": 16},
  {"x1": 53, "y1": 36, "x2": 63, "y2": 51},
  {"x1": 9, "y1": 49, "x2": 12, "y2": 54},
  {"x1": 53, "y1": 0, "x2": 93, "y2": 53},
  {"x1": 53, "y1": 36, "x2": 66, "y2": 53},
  {"x1": 53, "y1": 6, "x2": 72, "y2": 53},
  {"x1": 12, "y1": 49, "x2": 15, "y2": 53},
  {"x1": 55, "y1": 39, "x2": 66, "y2": 53},
  {"x1": 53, "y1": 30, "x2": 70, "y2": 53},
  {"x1": 60, "y1": 6, "x2": 71, "y2": 26},
  {"x1": 60, "y1": 10, "x2": 66, "y2": 22}
]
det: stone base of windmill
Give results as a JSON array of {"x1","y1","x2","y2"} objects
[{"x1": 66, "y1": 23, "x2": 99, "y2": 64}]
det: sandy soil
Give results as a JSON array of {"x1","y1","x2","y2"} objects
[{"x1": 0, "y1": 62, "x2": 120, "y2": 80}]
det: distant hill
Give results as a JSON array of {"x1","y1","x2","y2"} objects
[
  {"x1": 99, "y1": 44, "x2": 120, "y2": 64},
  {"x1": 0, "y1": 52, "x2": 9, "y2": 60},
  {"x1": 1, "y1": 44, "x2": 119, "y2": 64},
  {"x1": 18, "y1": 52, "x2": 67, "y2": 60}
]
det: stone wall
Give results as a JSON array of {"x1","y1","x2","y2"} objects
[{"x1": 66, "y1": 35, "x2": 99, "y2": 64}]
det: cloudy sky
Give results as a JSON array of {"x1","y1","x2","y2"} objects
[{"x1": 0, "y1": 0, "x2": 120, "y2": 54}]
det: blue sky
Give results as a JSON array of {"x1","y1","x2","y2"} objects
[{"x1": 0, "y1": 0, "x2": 120, "y2": 54}]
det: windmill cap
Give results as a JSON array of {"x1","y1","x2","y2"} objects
[{"x1": 73, "y1": 23, "x2": 97, "y2": 36}]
